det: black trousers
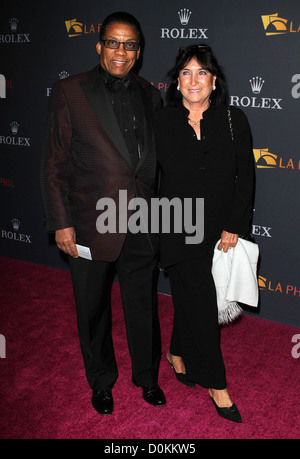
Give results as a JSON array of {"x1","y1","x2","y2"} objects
[
  {"x1": 168, "y1": 250, "x2": 227, "y2": 390},
  {"x1": 68, "y1": 231, "x2": 161, "y2": 391}
]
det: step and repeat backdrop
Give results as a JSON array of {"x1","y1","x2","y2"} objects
[{"x1": 1, "y1": 0, "x2": 299, "y2": 326}]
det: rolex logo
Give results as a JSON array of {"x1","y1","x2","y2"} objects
[
  {"x1": 178, "y1": 9, "x2": 192, "y2": 25},
  {"x1": 59, "y1": 71, "x2": 69, "y2": 79},
  {"x1": 230, "y1": 76, "x2": 282, "y2": 110},
  {"x1": 250, "y1": 77, "x2": 265, "y2": 94},
  {"x1": 9, "y1": 18, "x2": 19, "y2": 32},
  {"x1": 11, "y1": 218, "x2": 20, "y2": 231},
  {"x1": 1, "y1": 18, "x2": 30, "y2": 44},
  {"x1": 0, "y1": 218, "x2": 32, "y2": 243},
  {"x1": 161, "y1": 9, "x2": 208, "y2": 39},
  {"x1": 10, "y1": 121, "x2": 19, "y2": 135},
  {"x1": 0, "y1": 121, "x2": 30, "y2": 147}
]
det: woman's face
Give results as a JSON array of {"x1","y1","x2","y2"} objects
[{"x1": 178, "y1": 57, "x2": 216, "y2": 109}]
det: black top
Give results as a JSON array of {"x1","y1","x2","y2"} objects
[
  {"x1": 153, "y1": 102, "x2": 254, "y2": 267},
  {"x1": 100, "y1": 66, "x2": 144, "y2": 170}
]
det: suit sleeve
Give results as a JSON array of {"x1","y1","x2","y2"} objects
[
  {"x1": 224, "y1": 107, "x2": 255, "y2": 234},
  {"x1": 40, "y1": 81, "x2": 73, "y2": 232}
]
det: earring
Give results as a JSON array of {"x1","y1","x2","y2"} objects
[
  {"x1": 177, "y1": 84, "x2": 180, "y2": 91},
  {"x1": 212, "y1": 85, "x2": 216, "y2": 91}
]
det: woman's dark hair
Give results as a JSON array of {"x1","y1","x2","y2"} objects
[
  {"x1": 166, "y1": 44, "x2": 229, "y2": 106},
  {"x1": 99, "y1": 11, "x2": 143, "y2": 43}
]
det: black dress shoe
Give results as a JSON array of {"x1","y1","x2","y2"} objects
[
  {"x1": 209, "y1": 396, "x2": 242, "y2": 423},
  {"x1": 91, "y1": 390, "x2": 113, "y2": 415},
  {"x1": 167, "y1": 358, "x2": 195, "y2": 388},
  {"x1": 141, "y1": 385, "x2": 166, "y2": 406}
]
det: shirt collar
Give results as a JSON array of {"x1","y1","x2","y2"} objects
[
  {"x1": 99, "y1": 65, "x2": 131, "y2": 91},
  {"x1": 178, "y1": 100, "x2": 214, "y2": 119}
]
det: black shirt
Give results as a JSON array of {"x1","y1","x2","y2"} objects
[{"x1": 100, "y1": 66, "x2": 144, "y2": 170}]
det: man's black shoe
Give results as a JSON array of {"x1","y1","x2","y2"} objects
[
  {"x1": 141, "y1": 385, "x2": 166, "y2": 406},
  {"x1": 91, "y1": 390, "x2": 113, "y2": 415}
]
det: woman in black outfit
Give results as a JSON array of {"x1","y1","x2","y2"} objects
[{"x1": 154, "y1": 45, "x2": 254, "y2": 423}]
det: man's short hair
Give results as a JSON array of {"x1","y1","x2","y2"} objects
[{"x1": 99, "y1": 11, "x2": 142, "y2": 42}]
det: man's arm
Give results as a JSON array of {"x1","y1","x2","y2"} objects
[
  {"x1": 41, "y1": 82, "x2": 79, "y2": 258},
  {"x1": 41, "y1": 83, "x2": 73, "y2": 232},
  {"x1": 40, "y1": 81, "x2": 74, "y2": 233}
]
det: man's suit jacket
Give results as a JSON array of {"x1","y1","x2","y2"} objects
[{"x1": 41, "y1": 66, "x2": 161, "y2": 261}]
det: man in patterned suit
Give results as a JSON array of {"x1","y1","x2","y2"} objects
[{"x1": 41, "y1": 12, "x2": 165, "y2": 415}]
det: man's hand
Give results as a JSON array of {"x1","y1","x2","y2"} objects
[
  {"x1": 217, "y1": 230, "x2": 238, "y2": 253},
  {"x1": 55, "y1": 227, "x2": 78, "y2": 258}
]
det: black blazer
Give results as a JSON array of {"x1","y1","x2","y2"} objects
[
  {"x1": 41, "y1": 66, "x2": 161, "y2": 261},
  {"x1": 153, "y1": 103, "x2": 255, "y2": 267}
]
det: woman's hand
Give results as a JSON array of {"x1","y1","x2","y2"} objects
[
  {"x1": 217, "y1": 230, "x2": 238, "y2": 253},
  {"x1": 55, "y1": 227, "x2": 78, "y2": 258}
]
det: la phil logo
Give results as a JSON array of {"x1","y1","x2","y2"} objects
[
  {"x1": 0, "y1": 177, "x2": 15, "y2": 188},
  {"x1": 65, "y1": 19, "x2": 102, "y2": 38},
  {"x1": 261, "y1": 13, "x2": 300, "y2": 36},
  {"x1": 152, "y1": 81, "x2": 169, "y2": 93},
  {"x1": 230, "y1": 76, "x2": 283, "y2": 110},
  {"x1": 253, "y1": 148, "x2": 300, "y2": 171},
  {"x1": 0, "y1": 18, "x2": 30, "y2": 43},
  {"x1": 161, "y1": 8, "x2": 208, "y2": 39},
  {"x1": 259, "y1": 275, "x2": 300, "y2": 298}
]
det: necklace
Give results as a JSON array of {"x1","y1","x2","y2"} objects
[{"x1": 188, "y1": 118, "x2": 201, "y2": 127}]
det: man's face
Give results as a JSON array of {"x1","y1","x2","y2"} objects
[{"x1": 97, "y1": 22, "x2": 140, "y2": 78}]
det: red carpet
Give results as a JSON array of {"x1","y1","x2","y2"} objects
[{"x1": 0, "y1": 256, "x2": 299, "y2": 439}]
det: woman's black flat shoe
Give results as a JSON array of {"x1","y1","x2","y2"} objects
[
  {"x1": 167, "y1": 359, "x2": 195, "y2": 388},
  {"x1": 209, "y1": 396, "x2": 242, "y2": 423}
]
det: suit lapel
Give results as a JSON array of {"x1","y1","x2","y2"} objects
[{"x1": 80, "y1": 67, "x2": 132, "y2": 168}]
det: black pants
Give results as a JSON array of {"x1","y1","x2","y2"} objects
[
  {"x1": 168, "y1": 251, "x2": 227, "y2": 390},
  {"x1": 69, "y1": 231, "x2": 161, "y2": 391}
]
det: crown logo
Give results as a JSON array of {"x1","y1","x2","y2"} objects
[
  {"x1": 59, "y1": 71, "x2": 69, "y2": 80},
  {"x1": 10, "y1": 121, "x2": 19, "y2": 135},
  {"x1": 11, "y1": 218, "x2": 20, "y2": 231},
  {"x1": 178, "y1": 9, "x2": 192, "y2": 25},
  {"x1": 249, "y1": 76, "x2": 265, "y2": 94},
  {"x1": 9, "y1": 18, "x2": 19, "y2": 32}
]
